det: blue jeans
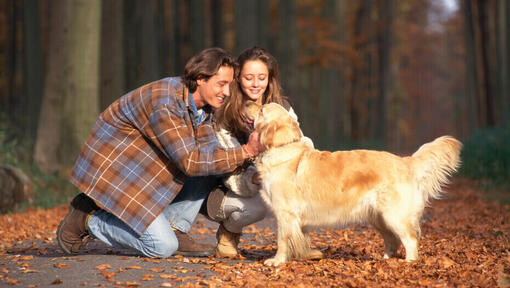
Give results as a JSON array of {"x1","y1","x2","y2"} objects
[{"x1": 87, "y1": 176, "x2": 219, "y2": 258}]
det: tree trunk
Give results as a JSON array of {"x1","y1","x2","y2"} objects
[
  {"x1": 462, "y1": 0, "x2": 478, "y2": 132},
  {"x1": 34, "y1": 0, "x2": 70, "y2": 173},
  {"x1": 35, "y1": 0, "x2": 102, "y2": 172},
  {"x1": 374, "y1": 0, "x2": 393, "y2": 145},
  {"x1": 190, "y1": 0, "x2": 204, "y2": 54},
  {"x1": 317, "y1": 0, "x2": 341, "y2": 149},
  {"x1": 61, "y1": 0, "x2": 102, "y2": 168},
  {"x1": 335, "y1": 0, "x2": 350, "y2": 141},
  {"x1": 464, "y1": 0, "x2": 503, "y2": 128},
  {"x1": 211, "y1": 0, "x2": 224, "y2": 48},
  {"x1": 139, "y1": 0, "x2": 160, "y2": 84},
  {"x1": 471, "y1": 1, "x2": 490, "y2": 127},
  {"x1": 349, "y1": 0, "x2": 372, "y2": 141},
  {"x1": 22, "y1": 0, "x2": 43, "y2": 144},
  {"x1": 502, "y1": 0, "x2": 510, "y2": 123},
  {"x1": 256, "y1": 0, "x2": 270, "y2": 51},
  {"x1": 124, "y1": 0, "x2": 160, "y2": 91},
  {"x1": 8, "y1": 1, "x2": 25, "y2": 130},
  {"x1": 100, "y1": 0, "x2": 125, "y2": 110},
  {"x1": 172, "y1": 1, "x2": 191, "y2": 74},
  {"x1": 278, "y1": 0, "x2": 298, "y2": 109},
  {"x1": 0, "y1": 0, "x2": 14, "y2": 111},
  {"x1": 159, "y1": 0, "x2": 176, "y2": 76},
  {"x1": 234, "y1": 0, "x2": 258, "y2": 55}
]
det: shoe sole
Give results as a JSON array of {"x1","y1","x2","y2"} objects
[
  {"x1": 174, "y1": 250, "x2": 215, "y2": 257},
  {"x1": 56, "y1": 205, "x2": 76, "y2": 254},
  {"x1": 206, "y1": 188, "x2": 226, "y2": 221}
]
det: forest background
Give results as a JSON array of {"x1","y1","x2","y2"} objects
[{"x1": 0, "y1": 0, "x2": 509, "y2": 210}]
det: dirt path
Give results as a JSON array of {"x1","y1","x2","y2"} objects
[{"x1": 0, "y1": 179, "x2": 509, "y2": 287}]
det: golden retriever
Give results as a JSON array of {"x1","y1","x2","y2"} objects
[{"x1": 245, "y1": 102, "x2": 462, "y2": 267}]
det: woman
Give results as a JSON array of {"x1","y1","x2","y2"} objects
[{"x1": 208, "y1": 46, "x2": 313, "y2": 257}]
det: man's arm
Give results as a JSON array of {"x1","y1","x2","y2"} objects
[
  {"x1": 149, "y1": 104, "x2": 261, "y2": 177},
  {"x1": 149, "y1": 104, "x2": 243, "y2": 176}
]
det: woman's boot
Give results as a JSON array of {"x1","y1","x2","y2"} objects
[{"x1": 215, "y1": 223, "x2": 241, "y2": 258}]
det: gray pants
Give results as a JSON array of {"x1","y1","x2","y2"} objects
[{"x1": 222, "y1": 191, "x2": 267, "y2": 233}]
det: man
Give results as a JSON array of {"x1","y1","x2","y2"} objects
[{"x1": 57, "y1": 48, "x2": 263, "y2": 258}]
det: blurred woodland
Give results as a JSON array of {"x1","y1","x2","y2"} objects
[{"x1": 0, "y1": 0, "x2": 509, "y2": 206}]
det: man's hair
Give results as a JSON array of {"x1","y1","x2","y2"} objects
[{"x1": 183, "y1": 47, "x2": 236, "y2": 92}]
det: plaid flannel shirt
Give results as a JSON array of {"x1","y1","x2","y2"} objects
[{"x1": 70, "y1": 77, "x2": 244, "y2": 235}]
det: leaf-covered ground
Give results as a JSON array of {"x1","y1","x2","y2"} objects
[{"x1": 0, "y1": 178, "x2": 509, "y2": 287}]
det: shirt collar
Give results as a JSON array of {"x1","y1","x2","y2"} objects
[{"x1": 188, "y1": 92, "x2": 206, "y2": 126}]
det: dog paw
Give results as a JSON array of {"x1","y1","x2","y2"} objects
[
  {"x1": 264, "y1": 257, "x2": 286, "y2": 267},
  {"x1": 307, "y1": 249, "x2": 324, "y2": 260}
]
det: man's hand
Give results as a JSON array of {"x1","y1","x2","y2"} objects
[{"x1": 242, "y1": 132, "x2": 264, "y2": 159}]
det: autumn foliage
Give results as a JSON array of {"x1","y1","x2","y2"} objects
[{"x1": 0, "y1": 179, "x2": 508, "y2": 287}]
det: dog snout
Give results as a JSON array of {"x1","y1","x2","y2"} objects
[{"x1": 244, "y1": 101, "x2": 262, "y2": 123}]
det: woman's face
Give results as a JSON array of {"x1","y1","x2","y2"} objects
[{"x1": 239, "y1": 60, "x2": 269, "y2": 103}]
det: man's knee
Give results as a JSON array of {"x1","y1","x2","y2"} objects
[
  {"x1": 140, "y1": 215, "x2": 179, "y2": 258},
  {"x1": 141, "y1": 237, "x2": 178, "y2": 258}
]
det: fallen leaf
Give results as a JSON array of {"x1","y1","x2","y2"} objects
[
  {"x1": 95, "y1": 264, "x2": 112, "y2": 270},
  {"x1": 54, "y1": 263, "x2": 71, "y2": 269},
  {"x1": 21, "y1": 269, "x2": 39, "y2": 273},
  {"x1": 125, "y1": 281, "x2": 141, "y2": 287},
  {"x1": 99, "y1": 270, "x2": 116, "y2": 282},
  {"x1": 124, "y1": 265, "x2": 142, "y2": 270},
  {"x1": 149, "y1": 268, "x2": 164, "y2": 273},
  {"x1": 176, "y1": 269, "x2": 190, "y2": 273},
  {"x1": 440, "y1": 256, "x2": 456, "y2": 269},
  {"x1": 160, "y1": 274, "x2": 177, "y2": 279},
  {"x1": 51, "y1": 278, "x2": 62, "y2": 284},
  {"x1": 6, "y1": 278, "x2": 19, "y2": 285},
  {"x1": 141, "y1": 274, "x2": 154, "y2": 281}
]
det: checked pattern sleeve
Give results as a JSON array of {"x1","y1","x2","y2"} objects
[{"x1": 149, "y1": 103, "x2": 244, "y2": 177}]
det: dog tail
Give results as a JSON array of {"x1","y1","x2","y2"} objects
[{"x1": 410, "y1": 136, "x2": 462, "y2": 203}]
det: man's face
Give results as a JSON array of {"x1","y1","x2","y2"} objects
[{"x1": 195, "y1": 66, "x2": 234, "y2": 109}]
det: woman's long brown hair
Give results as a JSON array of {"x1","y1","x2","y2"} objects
[{"x1": 215, "y1": 46, "x2": 288, "y2": 143}]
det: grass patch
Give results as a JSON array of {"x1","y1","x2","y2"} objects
[{"x1": 459, "y1": 127, "x2": 510, "y2": 205}]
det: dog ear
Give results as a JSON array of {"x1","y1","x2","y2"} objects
[
  {"x1": 259, "y1": 120, "x2": 278, "y2": 149},
  {"x1": 260, "y1": 120, "x2": 301, "y2": 149}
]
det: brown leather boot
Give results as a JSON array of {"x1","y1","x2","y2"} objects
[
  {"x1": 174, "y1": 230, "x2": 215, "y2": 257},
  {"x1": 57, "y1": 193, "x2": 99, "y2": 254},
  {"x1": 215, "y1": 224, "x2": 241, "y2": 258}
]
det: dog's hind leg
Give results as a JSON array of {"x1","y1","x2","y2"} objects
[
  {"x1": 264, "y1": 211, "x2": 308, "y2": 266},
  {"x1": 301, "y1": 227, "x2": 323, "y2": 260},
  {"x1": 381, "y1": 215, "x2": 419, "y2": 262},
  {"x1": 372, "y1": 215, "x2": 401, "y2": 259}
]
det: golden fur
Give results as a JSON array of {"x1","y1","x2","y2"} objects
[{"x1": 245, "y1": 102, "x2": 462, "y2": 267}]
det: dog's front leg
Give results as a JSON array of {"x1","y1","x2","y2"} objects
[
  {"x1": 264, "y1": 211, "x2": 305, "y2": 267},
  {"x1": 264, "y1": 216, "x2": 291, "y2": 266}
]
